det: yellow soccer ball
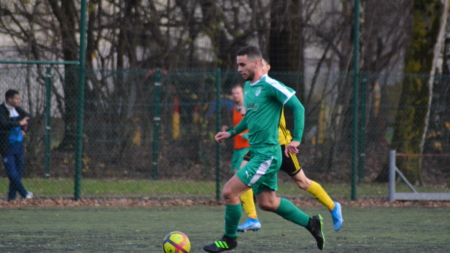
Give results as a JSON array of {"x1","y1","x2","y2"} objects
[{"x1": 162, "y1": 231, "x2": 191, "y2": 253}]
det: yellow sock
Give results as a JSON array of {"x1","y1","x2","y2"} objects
[
  {"x1": 307, "y1": 181, "x2": 335, "y2": 210},
  {"x1": 240, "y1": 188, "x2": 258, "y2": 219}
]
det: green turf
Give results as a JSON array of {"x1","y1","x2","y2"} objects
[
  {"x1": 1, "y1": 178, "x2": 448, "y2": 198},
  {"x1": 0, "y1": 206, "x2": 449, "y2": 252}
]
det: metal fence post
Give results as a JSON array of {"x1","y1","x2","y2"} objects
[
  {"x1": 152, "y1": 69, "x2": 161, "y2": 180},
  {"x1": 44, "y1": 67, "x2": 52, "y2": 179},
  {"x1": 358, "y1": 73, "x2": 367, "y2": 183},
  {"x1": 351, "y1": 0, "x2": 361, "y2": 200},
  {"x1": 389, "y1": 150, "x2": 396, "y2": 202},
  {"x1": 74, "y1": 0, "x2": 87, "y2": 200},
  {"x1": 215, "y1": 68, "x2": 221, "y2": 201}
]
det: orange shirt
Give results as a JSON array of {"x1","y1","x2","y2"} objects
[{"x1": 232, "y1": 105, "x2": 250, "y2": 150}]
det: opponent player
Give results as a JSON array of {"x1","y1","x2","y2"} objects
[
  {"x1": 221, "y1": 84, "x2": 261, "y2": 231},
  {"x1": 203, "y1": 46, "x2": 325, "y2": 252},
  {"x1": 237, "y1": 54, "x2": 343, "y2": 233}
]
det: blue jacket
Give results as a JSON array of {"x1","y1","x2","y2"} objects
[{"x1": 0, "y1": 103, "x2": 31, "y2": 155}]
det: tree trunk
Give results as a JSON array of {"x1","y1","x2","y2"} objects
[
  {"x1": 48, "y1": 0, "x2": 79, "y2": 151},
  {"x1": 419, "y1": 0, "x2": 448, "y2": 162},
  {"x1": 268, "y1": 0, "x2": 306, "y2": 101},
  {"x1": 441, "y1": 1, "x2": 450, "y2": 156},
  {"x1": 390, "y1": 0, "x2": 443, "y2": 184}
]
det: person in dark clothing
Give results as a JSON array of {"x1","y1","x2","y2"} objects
[{"x1": 0, "y1": 89, "x2": 32, "y2": 201}]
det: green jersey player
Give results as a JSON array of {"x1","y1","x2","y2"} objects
[{"x1": 203, "y1": 46, "x2": 325, "y2": 253}]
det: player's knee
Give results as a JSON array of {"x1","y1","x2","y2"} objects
[
  {"x1": 222, "y1": 187, "x2": 236, "y2": 202},
  {"x1": 258, "y1": 201, "x2": 277, "y2": 212},
  {"x1": 293, "y1": 174, "x2": 311, "y2": 190}
]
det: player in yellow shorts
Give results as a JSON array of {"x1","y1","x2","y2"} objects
[{"x1": 237, "y1": 54, "x2": 343, "y2": 233}]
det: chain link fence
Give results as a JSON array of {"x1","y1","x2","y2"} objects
[{"x1": 0, "y1": 66, "x2": 449, "y2": 200}]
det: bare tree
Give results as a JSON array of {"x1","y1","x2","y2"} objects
[{"x1": 390, "y1": 0, "x2": 444, "y2": 184}]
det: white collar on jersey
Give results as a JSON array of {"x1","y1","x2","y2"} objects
[{"x1": 250, "y1": 74, "x2": 267, "y2": 86}]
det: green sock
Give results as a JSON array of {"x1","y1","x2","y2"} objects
[
  {"x1": 224, "y1": 204, "x2": 242, "y2": 238},
  {"x1": 275, "y1": 198, "x2": 310, "y2": 227}
]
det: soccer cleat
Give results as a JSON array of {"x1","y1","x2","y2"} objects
[
  {"x1": 306, "y1": 214, "x2": 325, "y2": 250},
  {"x1": 330, "y1": 201, "x2": 343, "y2": 231},
  {"x1": 203, "y1": 236, "x2": 237, "y2": 252},
  {"x1": 237, "y1": 217, "x2": 261, "y2": 232},
  {"x1": 25, "y1": 191, "x2": 33, "y2": 199}
]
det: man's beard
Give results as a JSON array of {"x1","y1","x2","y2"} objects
[{"x1": 243, "y1": 71, "x2": 254, "y2": 81}]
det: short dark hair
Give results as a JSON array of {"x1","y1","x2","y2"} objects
[
  {"x1": 5, "y1": 89, "x2": 19, "y2": 100},
  {"x1": 231, "y1": 84, "x2": 243, "y2": 91},
  {"x1": 262, "y1": 53, "x2": 270, "y2": 64},
  {"x1": 237, "y1": 46, "x2": 262, "y2": 62}
]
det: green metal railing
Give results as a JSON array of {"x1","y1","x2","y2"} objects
[
  {"x1": 351, "y1": 0, "x2": 361, "y2": 201},
  {"x1": 152, "y1": 69, "x2": 161, "y2": 180},
  {"x1": 215, "y1": 69, "x2": 222, "y2": 201},
  {"x1": 74, "y1": 0, "x2": 88, "y2": 201},
  {"x1": 44, "y1": 67, "x2": 52, "y2": 179}
]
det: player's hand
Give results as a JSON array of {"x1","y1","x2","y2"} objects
[
  {"x1": 21, "y1": 130, "x2": 26, "y2": 136},
  {"x1": 221, "y1": 126, "x2": 228, "y2": 132},
  {"x1": 284, "y1": 141, "x2": 300, "y2": 157},
  {"x1": 215, "y1": 131, "x2": 231, "y2": 143}
]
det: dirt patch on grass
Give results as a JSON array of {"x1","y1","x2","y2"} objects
[{"x1": 1, "y1": 197, "x2": 449, "y2": 208}]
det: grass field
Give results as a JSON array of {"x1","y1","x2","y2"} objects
[
  {"x1": 0, "y1": 205, "x2": 449, "y2": 252},
  {"x1": 1, "y1": 178, "x2": 449, "y2": 199}
]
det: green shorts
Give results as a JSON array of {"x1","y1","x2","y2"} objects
[
  {"x1": 231, "y1": 147, "x2": 250, "y2": 172},
  {"x1": 235, "y1": 145, "x2": 282, "y2": 195}
]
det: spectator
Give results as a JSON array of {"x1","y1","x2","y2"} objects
[{"x1": 0, "y1": 89, "x2": 32, "y2": 201}]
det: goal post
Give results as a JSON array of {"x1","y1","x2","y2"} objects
[{"x1": 389, "y1": 150, "x2": 450, "y2": 202}]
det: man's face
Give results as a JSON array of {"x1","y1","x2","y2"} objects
[
  {"x1": 7, "y1": 94, "x2": 20, "y2": 107},
  {"x1": 231, "y1": 87, "x2": 243, "y2": 104},
  {"x1": 261, "y1": 59, "x2": 271, "y2": 75},
  {"x1": 237, "y1": 55, "x2": 257, "y2": 81}
]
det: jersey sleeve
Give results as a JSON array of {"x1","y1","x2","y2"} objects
[
  {"x1": 284, "y1": 96, "x2": 305, "y2": 142},
  {"x1": 266, "y1": 78, "x2": 304, "y2": 142},
  {"x1": 266, "y1": 80, "x2": 296, "y2": 105},
  {"x1": 234, "y1": 115, "x2": 248, "y2": 135}
]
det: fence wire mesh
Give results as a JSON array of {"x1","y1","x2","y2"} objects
[{"x1": 0, "y1": 66, "x2": 449, "y2": 200}]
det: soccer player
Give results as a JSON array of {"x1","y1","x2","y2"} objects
[
  {"x1": 221, "y1": 85, "x2": 261, "y2": 231},
  {"x1": 237, "y1": 54, "x2": 343, "y2": 233},
  {"x1": 203, "y1": 46, "x2": 325, "y2": 252}
]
